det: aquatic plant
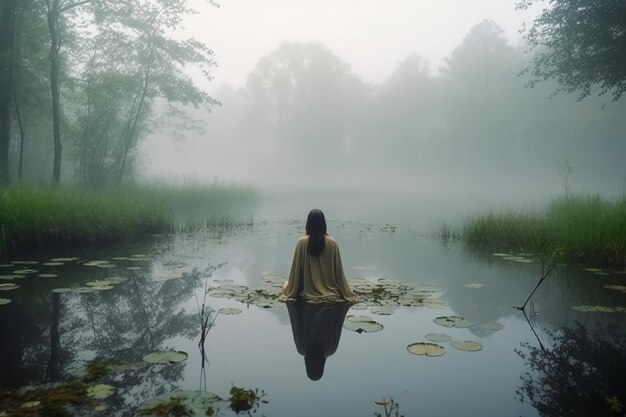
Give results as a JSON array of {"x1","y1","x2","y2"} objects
[
  {"x1": 462, "y1": 194, "x2": 626, "y2": 267},
  {"x1": 374, "y1": 397, "x2": 404, "y2": 417},
  {"x1": 0, "y1": 183, "x2": 257, "y2": 255}
]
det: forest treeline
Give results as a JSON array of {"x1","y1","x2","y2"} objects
[
  {"x1": 200, "y1": 20, "x2": 625, "y2": 191},
  {"x1": 0, "y1": 0, "x2": 217, "y2": 186},
  {"x1": 1, "y1": 11, "x2": 625, "y2": 190}
]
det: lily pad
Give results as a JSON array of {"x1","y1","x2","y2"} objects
[
  {"x1": 343, "y1": 316, "x2": 383, "y2": 333},
  {"x1": 0, "y1": 283, "x2": 19, "y2": 291},
  {"x1": 138, "y1": 390, "x2": 222, "y2": 417},
  {"x1": 143, "y1": 351, "x2": 188, "y2": 364},
  {"x1": 425, "y1": 333, "x2": 452, "y2": 343},
  {"x1": 450, "y1": 340, "x2": 483, "y2": 352},
  {"x1": 480, "y1": 322, "x2": 505, "y2": 331},
  {"x1": 125, "y1": 266, "x2": 142, "y2": 271},
  {"x1": 371, "y1": 305, "x2": 398, "y2": 315},
  {"x1": 585, "y1": 267, "x2": 603, "y2": 273},
  {"x1": 52, "y1": 288, "x2": 73, "y2": 293},
  {"x1": 0, "y1": 274, "x2": 25, "y2": 280},
  {"x1": 571, "y1": 305, "x2": 626, "y2": 313},
  {"x1": 407, "y1": 342, "x2": 446, "y2": 357},
  {"x1": 105, "y1": 276, "x2": 126, "y2": 284},
  {"x1": 492, "y1": 253, "x2": 512, "y2": 257},
  {"x1": 86, "y1": 280, "x2": 113, "y2": 287},
  {"x1": 158, "y1": 272, "x2": 184, "y2": 281},
  {"x1": 11, "y1": 261, "x2": 38, "y2": 265},
  {"x1": 43, "y1": 262, "x2": 64, "y2": 266},
  {"x1": 72, "y1": 287, "x2": 97, "y2": 294},
  {"x1": 424, "y1": 300, "x2": 448, "y2": 309},
  {"x1": 13, "y1": 269, "x2": 37, "y2": 274},
  {"x1": 218, "y1": 308, "x2": 242, "y2": 315},
  {"x1": 215, "y1": 279, "x2": 235, "y2": 284},
  {"x1": 38, "y1": 274, "x2": 58, "y2": 278},
  {"x1": 464, "y1": 283, "x2": 484, "y2": 289},
  {"x1": 603, "y1": 284, "x2": 626, "y2": 293},
  {"x1": 92, "y1": 285, "x2": 114, "y2": 291},
  {"x1": 86, "y1": 384, "x2": 115, "y2": 400},
  {"x1": 50, "y1": 257, "x2": 79, "y2": 262},
  {"x1": 0, "y1": 298, "x2": 11, "y2": 305},
  {"x1": 434, "y1": 315, "x2": 474, "y2": 328}
]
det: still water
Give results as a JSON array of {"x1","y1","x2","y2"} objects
[{"x1": 1, "y1": 194, "x2": 625, "y2": 417}]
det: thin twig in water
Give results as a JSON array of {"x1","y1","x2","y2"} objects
[{"x1": 516, "y1": 249, "x2": 559, "y2": 311}]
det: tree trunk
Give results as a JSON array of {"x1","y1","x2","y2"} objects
[
  {"x1": 117, "y1": 46, "x2": 153, "y2": 185},
  {"x1": 0, "y1": 0, "x2": 16, "y2": 185},
  {"x1": 47, "y1": 0, "x2": 62, "y2": 184}
]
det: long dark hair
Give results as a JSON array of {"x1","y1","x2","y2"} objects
[{"x1": 305, "y1": 209, "x2": 327, "y2": 256}]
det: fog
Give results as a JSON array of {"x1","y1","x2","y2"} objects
[{"x1": 140, "y1": 2, "x2": 626, "y2": 220}]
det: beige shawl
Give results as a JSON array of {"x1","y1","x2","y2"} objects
[{"x1": 280, "y1": 235, "x2": 358, "y2": 303}]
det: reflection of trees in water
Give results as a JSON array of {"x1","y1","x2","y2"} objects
[
  {"x1": 0, "y1": 262, "x2": 206, "y2": 416},
  {"x1": 517, "y1": 323, "x2": 626, "y2": 417}
]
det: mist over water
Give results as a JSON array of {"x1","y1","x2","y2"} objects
[{"x1": 142, "y1": 20, "x2": 626, "y2": 221}]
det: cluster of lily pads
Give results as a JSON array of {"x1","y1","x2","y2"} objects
[
  {"x1": 207, "y1": 276, "x2": 286, "y2": 309},
  {"x1": 0, "y1": 255, "x2": 159, "y2": 306},
  {"x1": 347, "y1": 277, "x2": 447, "y2": 312},
  {"x1": 405, "y1": 316, "x2": 504, "y2": 357}
]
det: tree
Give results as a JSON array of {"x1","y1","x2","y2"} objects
[
  {"x1": 517, "y1": 0, "x2": 626, "y2": 101},
  {"x1": 0, "y1": 0, "x2": 16, "y2": 184}
]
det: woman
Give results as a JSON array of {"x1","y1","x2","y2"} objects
[{"x1": 280, "y1": 209, "x2": 357, "y2": 303}]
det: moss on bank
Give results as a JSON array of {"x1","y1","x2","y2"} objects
[{"x1": 462, "y1": 195, "x2": 626, "y2": 267}]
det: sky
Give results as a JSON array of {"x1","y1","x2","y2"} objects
[{"x1": 184, "y1": 0, "x2": 541, "y2": 90}]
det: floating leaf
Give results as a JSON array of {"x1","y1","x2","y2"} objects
[
  {"x1": 571, "y1": 305, "x2": 626, "y2": 313},
  {"x1": 86, "y1": 280, "x2": 113, "y2": 287},
  {"x1": 215, "y1": 279, "x2": 235, "y2": 284},
  {"x1": 73, "y1": 287, "x2": 97, "y2": 294},
  {"x1": 585, "y1": 267, "x2": 603, "y2": 273},
  {"x1": 0, "y1": 274, "x2": 25, "y2": 280},
  {"x1": 219, "y1": 308, "x2": 242, "y2": 315},
  {"x1": 603, "y1": 285, "x2": 626, "y2": 293},
  {"x1": 434, "y1": 316, "x2": 474, "y2": 328},
  {"x1": 464, "y1": 283, "x2": 483, "y2": 289},
  {"x1": 425, "y1": 333, "x2": 451, "y2": 343},
  {"x1": 450, "y1": 340, "x2": 483, "y2": 352},
  {"x1": 83, "y1": 260, "x2": 109, "y2": 266},
  {"x1": 86, "y1": 384, "x2": 115, "y2": 400},
  {"x1": 209, "y1": 291, "x2": 235, "y2": 299},
  {"x1": 50, "y1": 257, "x2": 79, "y2": 262},
  {"x1": 138, "y1": 391, "x2": 222, "y2": 417},
  {"x1": 143, "y1": 351, "x2": 188, "y2": 364},
  {"x1": 492, "y1": 253, "x2": 512, "y2": 257},
  {"x1": 0, "y1": 283, "x2": 19, "y2": 291},
  {"x1": 480, "y1": 322, "x2": 505, "y2": 331},
  {"x1": 407, "y1": 342, "x2": 446, "y2": 357},
  {"x1": 0, "y1": 298, "x2": 11, "y2": 305},
  {"x1": 105, "y1": 276, "x2": 126, "y2": 284},
  {"x1": 424, "y1": 299, "x2": 448, "y2": 309},
  {"x1": 38, "y1": 274, "x2": 58, "y2": 278},
  {"x1": 92, "y1": 285, "x2": 114, "y2": 291},
  {"x1": 11, "y1": 261, "x2": 38, "y2": 265},
  {"x1": 343, "y1": 316, "x2": 383, "y2": 333},
  {"x1": 13, "y1": 269, "x2": 37, "y2": 274},
  {"x1": 371, "y1": 305, "x2": 397, "y2": 315},
  {"x1": 125, "y1": 266, "x2": 142, "y2": 271},
  {"x1": 43, "y1": 262, "x2": 64, "y2": 266}
]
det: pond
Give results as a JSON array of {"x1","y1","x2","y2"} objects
[{"x1": 1, "y1": 193, "x2": 626, "y2": 417}]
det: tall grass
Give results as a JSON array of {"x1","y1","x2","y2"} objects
[
  {"x1": 0, "y1": 183, "x2": 257, "y2": 255},
  {"x1": 463, "y1": 195, "x2": 626, "y2": 267}
]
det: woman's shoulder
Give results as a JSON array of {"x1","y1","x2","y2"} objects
[{"x1": 324, "y1": 235, "x2": 338, "y2": 246}]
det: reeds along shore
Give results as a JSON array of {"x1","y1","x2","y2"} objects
[
  {"x1": 462, "y1": 195, "x2": 626, "y2": 267},
  {"x1": 0, "y1": 183, "x2": 257, "y2": 255}
]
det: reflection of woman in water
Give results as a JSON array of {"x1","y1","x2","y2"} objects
[
  {"x1": 287, "y1": 301, "x2": 352, "y2": 380},
  {"x1": 280, "y1": 209, "x2": 357, "y2": 303}
]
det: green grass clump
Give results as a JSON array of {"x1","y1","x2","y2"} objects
[
  {"x1": 463, "y1": 195, "x2": 626, "y2": 267},
  {"x1": 0, "y1": 182, "x2": 257, "y2": 255}
]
